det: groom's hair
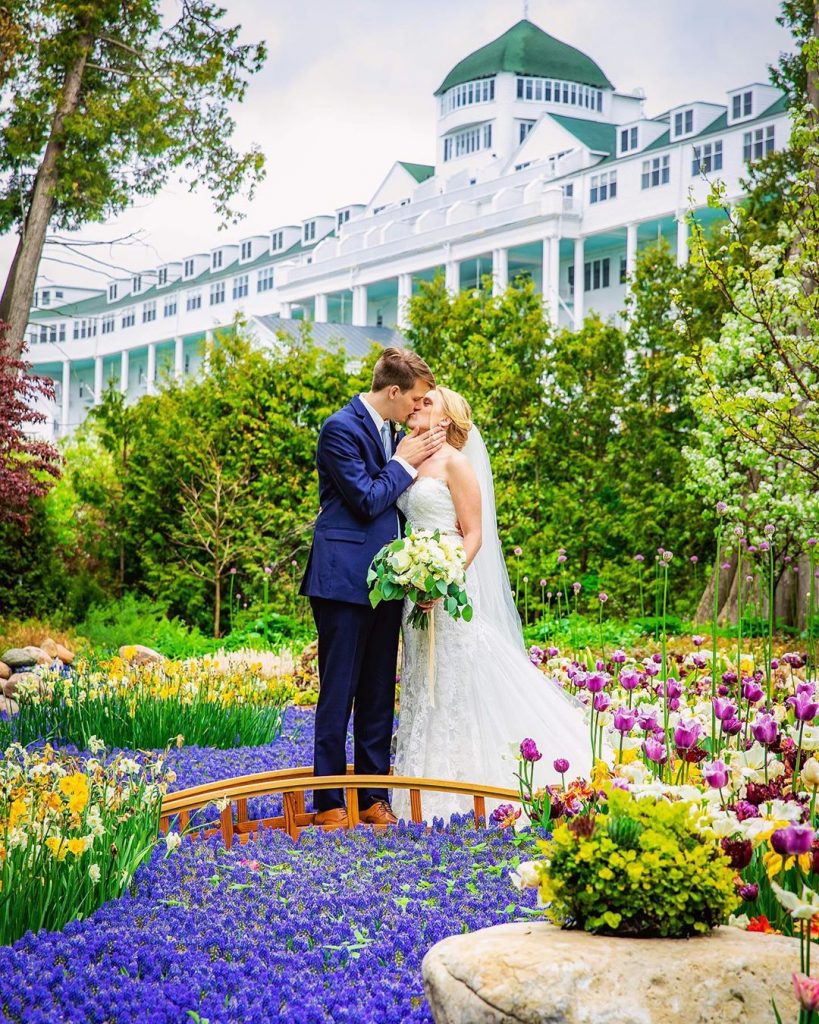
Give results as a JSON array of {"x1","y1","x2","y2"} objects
[{"x1": 372, "y1": 347, "x2": 435, "y2": 392}]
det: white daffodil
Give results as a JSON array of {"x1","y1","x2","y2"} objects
[{"x1": 510, "y1": 860, "x2": 541, "y2": 890}]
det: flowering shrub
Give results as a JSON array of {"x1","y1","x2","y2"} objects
[
  {"x1": 533, "y1": 788, "x2": 737, "y2": 936},
  {"x1": 2, "y1": 656, "x2": 292, "y2": 750},
  {"x1": 0, "y1": 740, "x2": 175, "y2": 946}
]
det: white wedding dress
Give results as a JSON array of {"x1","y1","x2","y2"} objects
[{"x1": 392, "y1": 461, "x2": 594, "y2": 823}]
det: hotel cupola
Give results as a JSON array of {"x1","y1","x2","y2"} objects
[{"x1": 434, "y1": 19, "x2": 616, "y2": 174}]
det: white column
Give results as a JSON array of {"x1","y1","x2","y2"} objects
[
  {"x1": 174, "y1": 336, "x2": 184, "y2": 379},
  {"x1": 397, "y1": 273, "x2": 413, "y2": 331},
  {"x1": 626, "y1": 222, "x2": 638, "y2": 278},
  {"x1": 676, "y1": 215, "x2": 689, "y2": 266},
  {"x1": 146, "y1": 342, "x2": 156, "y2": 394},
  {"x1": 573, "y1": 237, "x2": 585, "y2": 330},
  {"x1": 445, "y1": 260, "x2": 459, "y2": 294},
  {"x1": 352, "y1": 285, "x2": 368, "y2": 326},
  {"x1": 93, "y1": 355, "x2": 103, "y2": 405},
  {"x1": 492, "y1": 248, "x2": 509, "y2": 297},
  {"x1": 61, "y1": 359, "x2": 71, "y2": 436},
  {"x1": 279, "y1": 301, "x2": 292, "y2": 319},
  {"x1": 120, "y1": 349, "x2": 129, "y2": 395},
  {"x1": 314, "y1": 293, "x2": 328, "y2": 323},
  {"x1": 542, "y1": 236, "x2": 560, "y2": 328},
  {"x1": 203, "y1": 329, "x2": 213, "y2": 375}
]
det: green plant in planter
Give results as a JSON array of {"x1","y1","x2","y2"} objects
[{"x1": 535, "y1": 789, "x2": 738, "y2": 937}]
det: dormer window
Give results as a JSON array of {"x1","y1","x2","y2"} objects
[
  {"x1": 108, "y1": 283, "x2": 118, "y2": 301},
  {"x1": 304, "y1": 221, "x2": 316, "y2": 243},
  {"x1": 41, "y1": 290, "x2": 51, "y2": 306},
  {"x1": 620, "y1": 126, "x2": 639, "y2": 153},
  {"x1": 132, "y1": 274, "x2": 142, "y2": 293},
  {"x1": 271, "y1": 231, "x2": 284, "y2": 252},
  {"x1": 240, "y1": 240, "x2": 252, "y2": 261},
  {"x1": 673, "y1": 108, "x2": 694, "y2": 138},
  {"x1": 732, "y1": 90, "x2": 753, "y2": 121},
  {"x1": 518, "y1": 120, "x2": 535, "y2": 144},
  {"x1": 212, "y1": 250, "x2": 223, "y2": 270},
  {"x1": 337, "y1": 209, "x2": 351, "y2": 228},
  {"x1": 184, "y1": 258, "x2": 195, "y2": 278},
  {"x1": 158, "y1": 267, "x2": 168, "y2": 287}
]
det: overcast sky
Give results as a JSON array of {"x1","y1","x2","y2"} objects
[{"x1": 3, "y1": 0, "x2": 791, "y2": 291}]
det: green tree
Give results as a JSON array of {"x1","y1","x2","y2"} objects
[{"x1": 0, "y1": 0, "x2": 266, "y2": 356}]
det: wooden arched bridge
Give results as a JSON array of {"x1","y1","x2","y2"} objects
[{"x1": 159, "y1": 766, "x2": 519, "y2": 848}]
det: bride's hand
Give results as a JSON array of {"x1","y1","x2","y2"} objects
[
  {"x1": 416, "y1": 597, "x2": 441, "y2": 613},
  {"x1": 395, "y1": 426, "x2": 445, "y2": 467}
]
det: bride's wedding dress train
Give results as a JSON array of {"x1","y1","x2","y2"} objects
[{"x1": 392, "y1": 475, "x2": 593, "y2": 822}]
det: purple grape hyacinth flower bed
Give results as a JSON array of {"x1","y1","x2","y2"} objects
[{"x1": 0, "y1": 707, "x2": 539, "y2": 1023}]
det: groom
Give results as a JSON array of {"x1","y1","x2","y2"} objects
[{"x1": 300, "y1": 347, "x2": 442, "y2": 827}]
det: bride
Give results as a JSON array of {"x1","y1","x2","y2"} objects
[{"x1": 392, "y1": 386, "x2": 593, "y2": 821}]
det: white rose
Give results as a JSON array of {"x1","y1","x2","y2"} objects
[{"x1": 510, "y1": 860, "x2": 541, "y2": 890}]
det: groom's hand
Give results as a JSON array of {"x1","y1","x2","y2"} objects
[{"x1": 395, "y1": 426, "x2": 445, "y2": 467}]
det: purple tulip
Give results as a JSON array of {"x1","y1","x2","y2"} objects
[
  {"x1": 619, "y1": 670, "x2": 641, "y2": 690},
  {"x1": 703, "y1": 759, "x2": 729, "y2": 789},
  {"x1": 664, "y1": 678, "x2": 683, "y2": 699},
  {"x1": 613, "y1": 708, "x2": 638, "y2": 735},
  {"x1": 784, "y1": 652, "x2": 805, "y2": 669},
  {"x1": 673, "y1": 719, "x2": 702, "y2": 750},
  {"x1": 642, "y1": 737, "x2": 667, "y2": 764},
  {"x1": 797, "y1": 681, "x2": 816, "y2": 697},
  {"x1": 691, "y1": 654, "x2": 707, "y2": 669},
  {"x1": 751, "y1": 713, "x2": 779, "y2": 746},
  {"x1": 546, "y1": 646, "x2": 559, "y2": 657},
  {"x1": 722, "y1": 716, "x2": 743, "y2": 736},
  {"x1": 771, "y1": 658, "x2": 780, "y2": 670},
  {"x1": 651, "y1": 653, "x2": 663, "y2": 664},
  {"x1": 593, "y1": 693, "x2": 611, "y2": 713},
  {"x1": 585, "y1": 673, "x2": 608, "y2": 693},
  {"x1": 722, "y1": 671, "x2": 738, "y2": 685},
  {"x1": 519, "y1": 738, "x2": 542, "y2": 762},
  {"x1": 713, "y1": 697, "x2": 738, "y2": 722},
  {"x1": 643, "y1": 663, "x2": 660, "y2": 678},
  {"x1": 553, "y1": 758, "x2": 570, "y2": 775},
  {"x1": 734, "y1": 800, "x2": 761, "y2": 821},
  {"x1": 742, "y1": 681, "x2": 764, "y2": 703},
  {"x1": 611, "y1": 650, "x2": 627, "y2": 664},
  {"x1": 738, "y1": 883, "x2": 759, "y2": 902},
  {"x1": 788, "y1": 692, "x2": 819, "y2": 722},
  {"x1": 637, "y1": 711, "x2": 659, "y2": 733},
  {"x1": 771, "y1": 824, "x2": 816, "y2": 856},
  {"x1": 692, "y1": 635, "x2": 705, "y2": 647}
]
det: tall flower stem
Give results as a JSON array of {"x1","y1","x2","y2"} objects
[
  {"x1": 808, "y1": 547, "x2": 817, "y2": 683},
  {"x1": 229, "y1": 571, "x2": 236, "y2": 635},
  {"x1": 736, "y1": 539, "x2": 743, "y2": 690},
  {"x1": 638, "y1": 562, "x2": 645, "y2": 620},
  {"x1": 711, "y1": 527, "x2": 722, "y2": 750}
]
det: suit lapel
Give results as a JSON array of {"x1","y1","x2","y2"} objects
[{"x1": 351, "y1": 394, "x2": 388, "y2": 466}]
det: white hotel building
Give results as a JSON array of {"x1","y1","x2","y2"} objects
[{"x1": 25, "y1": 20, "x2": 788, "y2": 439}]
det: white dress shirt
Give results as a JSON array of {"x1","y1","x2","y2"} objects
[{"x1": 359, "y1": 394, "x2": 416, "y2": 479}]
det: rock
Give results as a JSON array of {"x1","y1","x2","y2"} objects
[
  {"x1": 0, "y1": 661, "x2": 10, "y2": 680},
  {"x1": 422, "y1": 922, "x2": 798, "y2": 1024},
  {"x1": 3, "y1": 672, "x2": 34, "y2": 699},
  {"x1": 54, "y1": 643, "x2": 75, "y2": 665},
  {"x1": 1, "y1": 648, "x2": 38, "y2": 670},
  {"x1": 23, "y1": 646, "x2": 52, "y2": 666},
  {"x1": 40, "y1": 638, "x2": 59, "y2": 658},
  {"x1": 0, "y1": 697, "x2": 19, "y2": 717},
  {"x1": 118, "y1": 644, "x2": 163, "y2": 666}
]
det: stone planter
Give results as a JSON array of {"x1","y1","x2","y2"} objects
[{"x1": 422, "y1": 921, "x2": 798, "y2": 1024}]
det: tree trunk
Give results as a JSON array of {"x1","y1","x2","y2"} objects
[
  {"x1": 214, "y1": 572, "x2": 222, "y2": 639},
  {"x1": 0, "y1": 28, "x2": 93, "y2": 357},
  {"x1": 694, "y1": 553, "x2": 811, "y2": 630}
]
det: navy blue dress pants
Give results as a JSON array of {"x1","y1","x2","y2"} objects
[{"x1": 310, "y1": 596, "x2": 403, "y2": 811}]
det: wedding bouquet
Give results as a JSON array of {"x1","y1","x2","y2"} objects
[{"x1": 367, "y1": 526, "x2": 473, "y2": 629}]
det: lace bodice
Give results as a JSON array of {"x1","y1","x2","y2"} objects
[{"x1": 397, "y1": 476, "x2": 459, "y2": 534}]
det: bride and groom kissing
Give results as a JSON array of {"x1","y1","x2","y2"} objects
[{"x1": 300, "y1": 347, "x2": 591, "y2": 827}]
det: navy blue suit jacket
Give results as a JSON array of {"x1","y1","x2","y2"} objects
[{"x1": 300, "y1": 395, "x2": 412, "y2": 605}]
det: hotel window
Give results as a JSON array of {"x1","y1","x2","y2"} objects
[
  {"x1": 121, "y1": 308, "x2": 135, "y2": 329},
  {"x1": 142, "y1": 300, "x2": 156, "y2": 323},
  {"x1": 732, "y1": 90, "x2": 753, "y2": 120},
  {"x1": 184, "y1": 353, "x2": 191, "y2": 375},
  {"x1": 240, "y1": 240, "x2": 252, "y2": 261},
  {"x1": 186, "y1": 290, "x2": 201, "y2": 312},
  {"x1": 257, "y1": 266, "x2": 274, "y2": 292},
  {"x1": 620, "y1": 126, "x2": 638, "y2": 153},
  {"x1": 271, "y1": 231, "x2": 284, "y2": 252},
  {"x1": 516, "y1": 76, "x2": 602, "y2": 111},
  {"x1": 673, "y1": 108, "x2": 694, "y2": 137},
  {"x1": 304, "y1": 221, "x2": 316, "y2": 243},
  {"x1": 212, "y1": 250, "x2": 223, "y2": 270},
  {"x1": 163, "y1": 297, "x2": 177, "y2": 317},
  {"x1": 337, "y1": 209, "x2": 351, "y2": 228},
  {"x1": 41, "y1": 290, "x2": 51, "y2": 306},
  {"x1": 210, "y1": 281, "x2": 225, "y2": 305},
  {"x1": 232, "y1": 274, "x2": 249, "y2": 299},
  {"x1": 581, "y1": 257, "x2": 611, "y2": 292},
  {"x1": 443, "y1": 123, "x2": 493, "y2": 161},
  {"x1": 743, "y1": 125, "x2": 775, "y2": 163},
  {"x1": 108, "y1": 283, "x2": 118, "y2": 301},
  {"x1": 132, "y1": 274, "x2": 142, "y2": 293},
  {"x1": 562, "y1": 182, "x2": 574, "y2": 198},
  {"x1": 589, "y1": 170, "x2": 617, "y2": 203},
  {"x1": 692, "y1": 140, "x2": 723, "y2": 175},
  {"x1": 158, "y1": 267, "x2": 168, "y2": 286},
  {"x1": 102, "y1": 314, "x2": 115, "y2": 334},
  {"x1": 440, "y1": 76, "x2": 495, "y2": 114},
  {"x1": 519, "y1": 120, "x2": 535, "y2": 144},
  {"x1": 184, "y1": 258, "x2": 195, "y2": 277},
  {"x1": 641, "y1": 154, "x2": 670, "y2": 189},
  {"x1": 620, "y1": 257, "x2": 628, "y2": 284}
]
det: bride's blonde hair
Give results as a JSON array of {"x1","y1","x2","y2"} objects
[{"x1": 435, "y1": 386, "x2": 472, "y2": 450}]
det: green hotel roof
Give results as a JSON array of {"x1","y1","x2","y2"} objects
[
  {"x1": 549, "y1": 114, "x2": 617, "y2": 154},
  {"x1": 398, "y1": 161, "x2": 435, "y2": 183},
  {"x1": 435, "y1": 20, "x2": 613, "y2": 95}
]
